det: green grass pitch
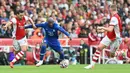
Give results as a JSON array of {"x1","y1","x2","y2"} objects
[{"x1": 0, "y1": 64, "x2": 130, "y2": 73}]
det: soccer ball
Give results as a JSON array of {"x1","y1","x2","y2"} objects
[{"x1": 60, "y1": 59, "x2": 69, "y2": 68}]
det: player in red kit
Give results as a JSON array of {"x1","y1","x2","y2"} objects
[
  {"x1": 84, "y1": 4, "x2": 122, "y2": 69},
  {"x1": 3, "y1": 10, "x2": 36, "y2": 68}
]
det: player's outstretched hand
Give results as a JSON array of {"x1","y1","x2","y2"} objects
[
  {"x1": 33, "y1": 25, "x2": 37, "y2": 29},
  {"x1": 68, "y1": 36, "x2": 72, "y2": 40}
]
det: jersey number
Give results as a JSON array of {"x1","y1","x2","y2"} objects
[{"x1": 48, "y1": 32, "x2": 54, "y2": 36}]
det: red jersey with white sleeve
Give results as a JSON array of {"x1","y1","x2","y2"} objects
[
  {"x1": 10, "y1": 16, "x2": 29, "y2": 40},
  {"x1": 107, "y1": 13, "x2": 122, "y2": 41}
]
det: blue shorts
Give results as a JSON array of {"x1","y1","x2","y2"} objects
[
  {"x1": 49, "y1": 44, "x2": 62, "y2": 52},
  {"x1": 43, "y1": 40, "x2": 63, "y2": 52}
]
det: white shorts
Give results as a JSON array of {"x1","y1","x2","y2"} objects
[
  {"x1": 13, "y1": 36, "x2": 28, "y2": 51},
  {"x1": 100, "y1": 36, "x2": 122, "y2": 53},
  {"x1": 17, "y1": 36, "x2": 28, "y2": 46}
]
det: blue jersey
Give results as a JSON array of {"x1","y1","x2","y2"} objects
[{"x1": 25, "y1": 22, "x2": 70, "y2": 46}]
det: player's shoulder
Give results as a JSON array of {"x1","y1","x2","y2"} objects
[
  {"x1": 23, "y1": 15, "x2": 28, "y2": 18},
  {"x1": 111, "y1": 14, "x2": 119, "y2": 20},
  {"x1": 43, "y1": 22, "x2": 48, "y2": 26},
  {"x1": 11, "y1": 17, "x2": 16, "y2": 20},
  {"x1": 53, "y1": 22, "x2": 60, "y2": 27},
  {"x1": 111, "y1": 16, "x2": 117, "y2": 19},
  {"x1": 10, "y1": 17, "x2": 17, "y2": 23},
  {"x1": 111, "y1": 16, "x2": 118, "y2": 22}
]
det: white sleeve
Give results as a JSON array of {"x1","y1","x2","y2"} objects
[
  {"x1": 24, "y1": 16, "x2": 30, "y2": 21},
  {"x1": 12, "y1": 29, "x2": 16, "y2": 38},
  {"x1": 10, "y1": 18, "x2": 17, "y2": 24},
  {"x1": 109, "y1": 17, "x2": 118, "y2": 26}
]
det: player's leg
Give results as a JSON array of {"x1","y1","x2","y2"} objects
[
  {"x1": 10, "y1": 37, "x2": 28, "y2": 68},
  {"x1": 84, "y1": 43, "x2": 106, "y2": 69},
  {"x1": 51, "y1": 45, "x2": 65, "y2": 63},
  {"x1": 84, "y1": 36, "x2": 111, "y2": 69},
  {"x1": 109, "y1": 38, "x2": 122, "y2": 57},
  {"x1": 36, "y1": 42, "x2": 47, "y2": 67}
]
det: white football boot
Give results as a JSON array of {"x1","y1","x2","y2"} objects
[
  {"x1": 84, "y1": 61, "x2": 95, "y2": 69},
  {"x1": 84, "y1": 64, "x2": 94, "y2": 69},
  {"x1": 36, "y1": 60, "x2": 43, "y2": 67}
]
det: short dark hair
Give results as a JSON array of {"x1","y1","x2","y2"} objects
[{"x1": 16, "y1": 10, "x2": 24, "y2": 15}]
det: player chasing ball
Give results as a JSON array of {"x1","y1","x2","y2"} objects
[
  {"x1": 84, "y1": 4, "x2": 122, "y2": 69},
  {"x1": 25, "y1": 17, "x2": 71, "y2": 68}
]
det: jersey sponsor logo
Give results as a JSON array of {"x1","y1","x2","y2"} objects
[
  {"x1": 18, "y1": 23, "x2": 24, "y2": 29},
  {"x1": 18, "y1": 26, "x2": 24, "y2": 29}
]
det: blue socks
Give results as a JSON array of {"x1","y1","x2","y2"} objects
[
  {"x1": 59, "y1": 51, "x2": 64, "y2": 60},
  {"x1": 40, "y1": 45, "x2": 46, "y2": 60}
]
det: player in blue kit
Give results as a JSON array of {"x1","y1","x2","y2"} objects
[{"x1": 25, "y1": 17, "x2": 71, "y2": 67}]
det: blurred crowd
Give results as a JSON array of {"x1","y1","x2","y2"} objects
[{"x1": 0, "y1": 0, "x2": 130, "y2": 40}]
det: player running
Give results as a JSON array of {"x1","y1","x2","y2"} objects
[
  {"x1": 84, "y1": 4, "x2": 122, "y2": 69},
  {"x1": 3, "y1": 10, "x2": 36, "y2": 68},
  {"x1": 25, "y1": 17, "x2": 71, "y2": 67}
]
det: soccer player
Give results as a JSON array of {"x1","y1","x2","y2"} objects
[
  {"x1": 84, "y1": 4, "x2": 122, "y2": 69},
  {"x1": 25, "y1": 17, "x2": 71, "y2": 67},
  {"x1": 3, "y1": 10, "x2": 36, "y2": 68}
]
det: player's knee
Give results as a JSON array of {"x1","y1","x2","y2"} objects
[
  {"x1": 21, "y1": 45, "x2": 28, "y2": 52},
  {"x1": 97, "y1": 44, "x2": 106, "y2": 51},
  {"x1": 96, "y1": 47, "x2": 102, "y2": 51},
  {"x1": 21, "y1": 48, "x2": 27, "y2": 52},
  {"x1": 41, "y1": 45, "x2": 46, "y2": 49},
  {"x1": 41, "y1": 43, "x2": 47, "y2": 47}
]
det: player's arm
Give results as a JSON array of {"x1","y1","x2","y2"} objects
[
  {"x1": 24, "y1": 16, "x2": 37, "y2": 29},
  {"x1": 28, "y1": 17, "x2": 37, "y2": 29},
  {"x1": 97, "y1": 26, "x2": 114, "y2": 32},
  {"x1": 3, "y1": 18, "x2": 16, "y2": 30},
  {"x1": 56, "y1": 24, "x2": 71, "y2": 39},
  {"x1": 98, "y1": 17, "x2": 118, "y2": 32},
  {"x1": 3, "y1": 21, "x2": 12, "y2": 29},
  {"x1": 25, "y1": 23, "x2": 45, "y2": 29}
]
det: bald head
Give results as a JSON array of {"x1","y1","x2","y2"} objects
[
  {"x1": 47, "y1": 17, "x2": 54, "y2": 27},
  {"x1": 47, "y1": 17, "x2": 54, "y2": 23}
]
